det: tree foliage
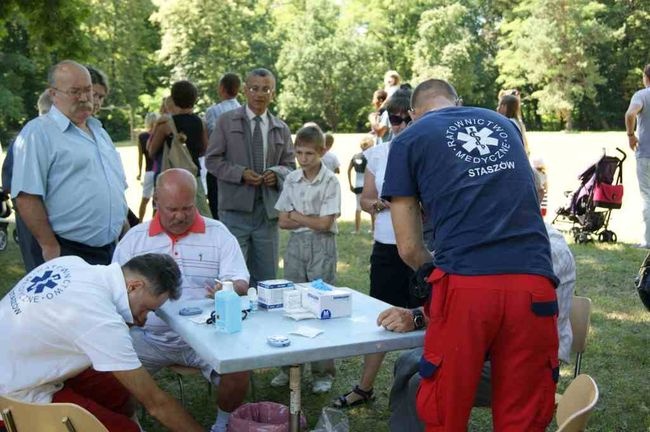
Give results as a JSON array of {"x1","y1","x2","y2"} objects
[
  {"x1": 496, "y1": 0, "x2": 609, "y2": 129},
  {"x1": 1, "y1": 0, "x2": 649, "y2": 140},
  {"x1": 275, "y1": 0, "x2": 385, "y2": 131}
]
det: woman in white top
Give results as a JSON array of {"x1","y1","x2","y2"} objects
[{"x1": 334, "y1": 89, "x2": 417, "y2": 408}]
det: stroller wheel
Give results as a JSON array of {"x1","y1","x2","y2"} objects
[
  {"x1": 576, "y1": 232, "x2": 591, "y2": 244},
  {"x1": 610, "y1": 232, "x2": 617, "y2": 243},
  {"x1": 0, "y1": 227, "x2": 7, "y2": 252}
]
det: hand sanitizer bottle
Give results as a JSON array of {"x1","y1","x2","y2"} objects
[{"x1": 215, "y1": 281, "x2": 242, "y2": 333}]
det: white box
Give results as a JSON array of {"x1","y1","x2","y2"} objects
[
  {"x1": 299, "y1": 285, "x2": 352, "y2": 319},
  {"x1": 258, "y1": 279, "x2": 294, "y2": 310}
]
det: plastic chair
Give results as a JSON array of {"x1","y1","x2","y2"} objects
[
  {"x1": 570, "y1": 296, "x2": 592, "y2": 378},
  {"x1": 555, "y1": 374, "x2": 599, "y2": 432},
  {"x1": 0, "y1": 395, "x2": 108, "y2": 432}
]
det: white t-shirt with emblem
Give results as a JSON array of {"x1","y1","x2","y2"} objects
[
  {"x1": 0, "y1": 256, "x2": 141, "y2": 403},
  {"x1": 112, "y1": 217, "x2": 249, "y2": 348}
]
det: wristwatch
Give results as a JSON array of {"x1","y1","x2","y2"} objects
[
  {"x1": 411, "y1": 308, "x2": 425, "y2": 330},
  {"x1": 627, "y1": 132, "x2": 635, "y2": 136}
]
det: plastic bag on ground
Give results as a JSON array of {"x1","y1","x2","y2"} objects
[
  {"x1": 310, "y1": 407, "x2": 349, "y2": 432},
  {"x1": 228, "y1": 401, "x2": 307, "y2": 432}
]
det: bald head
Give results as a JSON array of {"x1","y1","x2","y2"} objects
[
  {"x1": 155, "y1": 169, "x2": 198, "y2": 235},
  {"x1": 410, "y1": 79, "x2": 458, "y2": 119},
  {"x1": 48, "y1": 60, "x2": 90, "y2": 88},
  {"x1": 156, "y1": 169, "x2": 197, "y2": 196}
]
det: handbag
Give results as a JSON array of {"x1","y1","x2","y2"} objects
[
  {"x1": 593, "y1": 182, "x2": 623, "y2": 209},
  {"x1": 161, "y1": 117, "x2": 198, "y2": 177}
]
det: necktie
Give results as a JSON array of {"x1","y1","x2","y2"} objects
[{"x1": 252, "y1": 116, "x2": 264, "y2": 173}]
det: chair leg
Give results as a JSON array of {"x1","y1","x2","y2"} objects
[
  {"x1": 1, "y1": 409, "x2": 17, "y2": 432},
  {"x1": 250, "y1": 371, "x2": 257, "y2": 401},
  {"x1": 177, "y1": 374, "x2": 186, "y2": 406},
  {"x1": 574, "y1": 353, "x2": 582, "y2": 378}
]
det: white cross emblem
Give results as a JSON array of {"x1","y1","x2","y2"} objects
[{"x1": 457, "y1": 126, "x2": 499, "y2": 155}]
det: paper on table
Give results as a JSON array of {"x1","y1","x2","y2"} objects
[
  {"x1": 284, "y1": 308, "x2": 318, "y2": 320},
  {"x1": 289, "y1": 326, "x2": 323, "y2": 338}
]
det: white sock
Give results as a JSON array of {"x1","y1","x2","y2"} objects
[{"x1": 210, "y1": 409, "x2": 230, "y2": 432}]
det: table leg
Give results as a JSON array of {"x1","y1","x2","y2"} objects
[{"x1": 289, "y1": 364, "x2": 301, "y2": 432}]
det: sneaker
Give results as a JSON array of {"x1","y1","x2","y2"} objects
[
  {"x1": 312, "y1": 374, "x2": 333, "y2": 394},
  {"x1": 270, "y1": 370, "x2": 289, "y2": 387}
]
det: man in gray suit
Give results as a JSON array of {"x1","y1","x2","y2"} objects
[{"x1": 206, "y1": 68, "x2": 294, "y2": 286}]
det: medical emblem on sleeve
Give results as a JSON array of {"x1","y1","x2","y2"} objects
[
  {"x1": 445, "y1": 118, "x2": 516, "y2": 177},
  {"x1": 9, "y1": 264, "x2": 72, "y2": 314}
]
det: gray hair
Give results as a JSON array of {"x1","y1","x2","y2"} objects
[
  {"x1": 122, "y1": 253, "x2": 182, "y2": 300},
  {"x1": 47, "y1": 60, "x2": 87, "y2": 87},
  {"x1": 37, "y1": 90, "x2": 52, "y2": 115},
  {"x1": 245, "y1": 68, "x2": 276, "y2": 87}
]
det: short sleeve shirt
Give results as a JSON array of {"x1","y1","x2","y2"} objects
[
  {"x1": 11, "y1": 106, "x2": 128, "y2": 246},
  {"x1": 275, "y1": 163, "x2": 341, "y2": 234},
  {"x1": 382, "y1": 106, "x2": 556, "y2": 282},
  {"x1": 0, "y1": 257, "x2": 140, "y2": 403},
  {"x1": 631, "y1": 87, "x2": 650, "y2": 158},
  {"x1": 112, "y1": 215, "x2": 249, "y2": 346}
]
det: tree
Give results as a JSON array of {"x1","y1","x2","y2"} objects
[
  {"x1": 0, "y1": 0, "x2": 91, "y2": 143},
  {"x1": 496, "y1": 0, "x2": 609, "y2": 130},
  {"x1": 151, "y1": 0, "x2": 277, "y2": 110},
  {"x1": 275, "y1": 0, "x2": 385, "y2": 131}
]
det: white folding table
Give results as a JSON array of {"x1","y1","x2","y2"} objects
[{"x1": 157, "y1": 289, "x2": 424, "y2": 431}]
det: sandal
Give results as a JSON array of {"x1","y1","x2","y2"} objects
[{"x1": 332, "y1": 385, "x2": 374, "y2": 408}]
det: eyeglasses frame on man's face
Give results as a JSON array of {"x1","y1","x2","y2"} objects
[
  {"x1": 245, "y1": 86, "x2": 274, "y2": 95},
  {"x1": 52, "y1": 86, "x2": 94, "y2": 99}
]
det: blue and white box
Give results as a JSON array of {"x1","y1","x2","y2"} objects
[
  {"x1": 258, "y1": 279, "x2": 294, "y2": 310},
  {"x1": 298, "y1": 284, "x2": 352, "y2": 319}
]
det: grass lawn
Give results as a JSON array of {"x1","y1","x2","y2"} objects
[{"x1": 0, "y1": 220, "x2": 649, "y2": 431}]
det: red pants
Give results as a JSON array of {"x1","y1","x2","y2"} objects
[
  {"x1": 52, "y1": 369, "x2": 140, "y2": 432},
  {"x1": 416, "y1": 270, "x2": 559, "y2": 432}
]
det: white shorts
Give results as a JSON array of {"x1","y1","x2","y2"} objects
[
  {"x1": 142, "y1": 171, "x2": 155, "y2": 199},
  {"x1": 130, "y1": 327, "x2": 220, "y2": 385}
]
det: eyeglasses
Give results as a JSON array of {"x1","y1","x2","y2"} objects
[
  {"x1": 246, "y1": 86, "x2": 273, "y2": 95},
  {"x1": 52, "y1": 86, "x2": 93, "y2": 99},
  {"x1": 388, "y1": 114, "x2": 412, "y2": 126}
]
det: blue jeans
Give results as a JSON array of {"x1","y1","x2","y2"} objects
[{"x1": 638, "y1": 157, "x2": 650, "y2": 246}]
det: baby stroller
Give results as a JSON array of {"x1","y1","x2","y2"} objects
[
  {"x1": 552, "y1": 148, "x2": 626, "y2": 244},
  {"x1": 0, "y1": 186, "x2": 12, "y2": 251}
]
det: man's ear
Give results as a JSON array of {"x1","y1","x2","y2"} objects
[{"x1": 127, "y1": 278, "x2": 145, "y2": 293}]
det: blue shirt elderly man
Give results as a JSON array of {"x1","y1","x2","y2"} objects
[{"x1": 11, "y1": 60, "x2": 128, "y2": 267}]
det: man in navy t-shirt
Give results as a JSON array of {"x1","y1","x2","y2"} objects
[{"x1": 382, "y1": 79, "x2": 559, "y2": 432}]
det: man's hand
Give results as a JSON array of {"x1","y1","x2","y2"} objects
[
  {"x1": 377, "y1": 307, "x2": 415, "y2": 333},
  {"x1": 205, "y1": 280, "x2": 223, "y2": 299},
  {"x1": 262, "y1": 170, "x2": 277, "y2": 187},
  {"x1": 242, "y1": 169, "x2": 263, "y2": 186},
  {"x1": 41, "y1": 242, "x2": 61, "y2": 262},
  {"x1": 629, "y1": 134, "x2": 639, "y2": 152}
]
